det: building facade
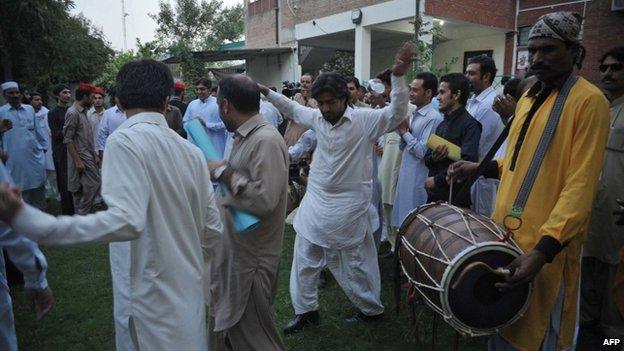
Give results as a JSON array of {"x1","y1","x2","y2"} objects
[{"x1": 244, "y1": 0, "x2": 624, "y2": 89}]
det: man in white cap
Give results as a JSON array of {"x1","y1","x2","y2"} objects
[{"x1": 0, "y1": 82, "x2": 48, "y2": 209}]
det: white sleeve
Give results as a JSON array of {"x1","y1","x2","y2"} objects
[
  {"x1": 265, "y1": 91, "x2": 317, "y2": 130},
  {"x1": 200, "y1": 182, "x2": 223, "y2": 261},
  {"x1": 12, "y1": 134, "x2": 149, "y2": 246},
  {"x1": 360, "y1": 74, "x2": 409, "y2": 141}
]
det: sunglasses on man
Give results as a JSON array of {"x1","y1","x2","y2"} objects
[{"x1": 599, "y1": 63, "x2": 623, "y2": 73}]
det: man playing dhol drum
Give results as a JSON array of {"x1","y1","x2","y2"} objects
[{"x1": 449, "y1": 12, "x2": 611, "y2": 351}]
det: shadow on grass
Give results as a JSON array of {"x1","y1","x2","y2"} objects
[{"x1": 13, "y1": 223, "x2": 487, "y2": 350}]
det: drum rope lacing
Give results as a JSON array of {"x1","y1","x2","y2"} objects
[{"x1": 398, "y1": 203, "x2": 523, "y2": 319}]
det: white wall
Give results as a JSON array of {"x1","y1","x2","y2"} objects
[
  {"x1": 246, "y1": 51, "x2": 299, "y2": 89},
  {"x1": 432, "y1": 32, "x2": 506, "y2": 77}
]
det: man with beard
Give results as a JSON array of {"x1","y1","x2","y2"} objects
[
  {"x1": 579, "y1": 45, "x2": 624, "y2": 347},
  {"x1": 207, "y1": 75, "x2": 288, "y2": 350},
  {"x1": 0, "y1": 82, "x2": 48, "y2": 210},
  {"x1": 449, "y1": 12, "x2": 610, "y2": 350},
  {"x1": 262, "y1": 43, "x2": 414, "y2": 333},
  {"x1": 63, "y1": 83, "x2": 101, "y2": 214},
  {"x1": 283, "y1": 73, "x2": 317, "y2": 147},
  {"x1": 47, "y1": 84, "x2": 74, "y2": 214}
]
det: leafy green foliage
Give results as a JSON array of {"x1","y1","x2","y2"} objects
[
  {"x1": 407, "y1": 19, "x2": 459, "y2": 81},
  {"x1": 320, "y1": 51, "x2": 355, "y2": 77},
  {"x1": 0, "y1": 0, "x2": 113, "y2": 96},
  {"x1": 147, "y1": 0, "x2": 245, "y2": 88},
  {"x1": 149, "y1": 0, "x2": 244, "y2": 51}
]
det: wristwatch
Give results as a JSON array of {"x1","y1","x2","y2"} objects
[{"x1": 213, "y1": 164, "x2": 228, "y2": 180}]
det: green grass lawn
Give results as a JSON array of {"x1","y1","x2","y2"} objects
[{"x1": 12, "y1": 225, "x2": 487, "y2": 350}]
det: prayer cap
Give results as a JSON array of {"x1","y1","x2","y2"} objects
[
  {"x1": 528, "y1": 12, "x2": 583, "y2": 44},
  {"x1": 173, "y1": 81, "x2": 186, "y2": 91},
  {"x1": 1, "y1": 81, "x2": 18, "y2": 91}
]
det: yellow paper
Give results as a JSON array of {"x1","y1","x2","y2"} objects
[{"x1": 426, "y1": 134, "x2": 461, "y2": 161}]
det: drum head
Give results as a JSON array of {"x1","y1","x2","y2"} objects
[{"x1": 445, "y1": 246, "x2": 531, "y2": 333}]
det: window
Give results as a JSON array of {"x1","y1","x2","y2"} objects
[{"x1": 517, "y1": 26, "x2": 530, "y2": 46}]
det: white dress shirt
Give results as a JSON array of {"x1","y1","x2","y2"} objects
[
  {"x1": 266, "y1": 74, "x2": 409, "y2": 249},
  {"x1": 467, "y1": 86, "x2": 504, "y2": 216},
  {"x1": 466, "y1": 86, "x2": 505, "y2": 160},
  {"x1": 12, "y1": 112, "x2": 223, "y2": 351}
]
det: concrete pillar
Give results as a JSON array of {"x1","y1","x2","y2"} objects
[{"x1": 354, "y1": 25, "x2": 371, "y2": 81}]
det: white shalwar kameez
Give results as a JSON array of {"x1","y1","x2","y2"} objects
[
  {"x1": 10, "y1": 113, "x2": 223, "y2": 351},
  {"x1": 266, "y1": 74, "x2": 409, "y2": 316}
]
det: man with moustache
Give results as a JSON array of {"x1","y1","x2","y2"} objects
[
  {"x1": 48, "y1": 84, "x2": 74, "y2": 214},
  {"x1": 579, "y1": 45, "x2": 624, "y2": 347},
  {"x1": 207, "y1": 75, "x2": 288, "y2": 350},
  {"x1": 262, "y1": 43, "x2": 414, "y2": 333},
  {"x1": 63, "y1": 83, "x2": 101, "y2": 214},
  {"x1": 465, "y1": 55, "x2": 505, "y2": 216},
  {"x1": 283, "y1": 73, "x2": 318, "y2": 147},
  {"x1": 448, "y1": 12, "x2": 611, "y2": 350}
]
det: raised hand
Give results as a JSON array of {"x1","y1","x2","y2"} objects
[{"x1": 392, "y1": 42, "x2": 418, "y2": 77}]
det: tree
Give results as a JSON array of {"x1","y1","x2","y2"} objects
[
  {"x1": 149, "y1": 0, "x2": 244, "y2": 51},
  {"x1": 148, "y1": 0, "x2": 245, "y2": 85},
  {"x1": 320, "y1": 51, "x2": 355, "y2": 77},
  {"x1": 0, "y1": 0, "x2": 113, "y2": 96}
]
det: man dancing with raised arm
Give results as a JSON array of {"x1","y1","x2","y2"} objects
[{"x1": 259, "y1": 42, "x2": 415, "y2": 333}]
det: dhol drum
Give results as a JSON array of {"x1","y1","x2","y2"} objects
[{"x1": 396, "y1": 202, "x2": 532, "y2": 336}]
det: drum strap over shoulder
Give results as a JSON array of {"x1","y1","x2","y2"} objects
[{"x1": 508, "y1": 75, "x2": 578, "y2": 220}]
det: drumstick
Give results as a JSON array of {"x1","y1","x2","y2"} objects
[
  {"x1": 448, "y1": 175, "x2": 455, "y2": 204},
  {"x1": 451, "y1": 261, "x2": 511, "y2": 290}
]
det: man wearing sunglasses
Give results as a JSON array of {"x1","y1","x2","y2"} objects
[{"x1": 579, "y1": 46, "x2": 624, "y2": 348}]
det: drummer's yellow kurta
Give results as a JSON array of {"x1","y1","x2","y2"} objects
[{"x1": 492, "y1": 77, "x2": 610, "y2": 351}]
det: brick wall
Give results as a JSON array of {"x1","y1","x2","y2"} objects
[
  {"x1": 425, "y1": 0, "x2": 516, "y2": 29},
  {"x1": 579, "y1": 0, "x2": 624, "y2": 83},
  {"x1": 518, "y1": 0, "x2": 624, "y2": 84},
  {"x1": 245, "y1": 2, "x2": 278, "y2": 49}
]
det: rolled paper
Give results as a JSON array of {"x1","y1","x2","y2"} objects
[{"x1": 184, "y1": 119, "x2": 260, "y2": 233}]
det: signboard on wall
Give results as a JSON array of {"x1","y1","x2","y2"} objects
[{"x1": 516, "y1": 49, "x2": 529, "y2": 75}]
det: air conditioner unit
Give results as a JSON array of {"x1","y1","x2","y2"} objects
[{"x1": 613, "y1": 0, "x2": 624, "y2": 11}]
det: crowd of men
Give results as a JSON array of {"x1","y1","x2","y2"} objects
[{"x1": 0, "y1": 10, "x2": 622, "y2": 351}]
